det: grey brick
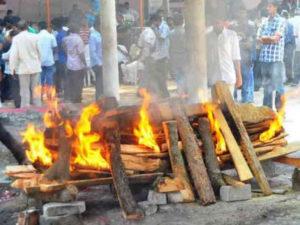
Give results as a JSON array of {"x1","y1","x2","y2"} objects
[
  {"x1": 147, "y1": 190, "x2": 167, "y2": 205},
  {"x1": 220, "y1": 185, "x2": 252, "y2": 202},
  {"x1": 43, "y1": 201, "x2": 86, "y2": 217}
]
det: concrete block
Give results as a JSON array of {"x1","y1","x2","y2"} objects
[
  {"x1": 293, "y1": 168, "x2": 300, "y2": 191},
  {"x1": 138, "y1": 201, "x2": 158, "y2": 216},
  {"x1": 261, "y1": 160, "x2": 277, "y2": 178},
  {"x1": 167, "y1": 192, "x2": 184, "y2": 204},
  {"x1": 147, "y1": 190, "x2": 167, "y2": 205},
  {"x1": 220, "y1": 185, "x2": 252, "y2": 202},
  {"x1": 39, "y1": 214, "x2": 84, "y2": 225},
  {"x1": 43, "y1": 201, "x2": 86, "y2": 217}
]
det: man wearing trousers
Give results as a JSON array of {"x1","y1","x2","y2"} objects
[{"x1": 9, "y1": 20, "x2": 42, "y2": 108}]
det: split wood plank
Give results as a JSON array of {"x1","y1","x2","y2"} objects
[
  {"x1": 162, "y1": 121, "x2": 195, "y2": 202},
  {"x1": 121, "y1": 154, "x2": 167, "y2": 172},
  {"x1": 212, "y1": 81, "x2": 272, "y2": 196},
  {"x1": 213, "y1": 108, "x2": 253, "y2": 181},
  {"x1": 274, "y1": 156, "x2": 300, "y2": 168},
  {"x1": 259, "y1": 142, "x2": 300, "y2": 161}
]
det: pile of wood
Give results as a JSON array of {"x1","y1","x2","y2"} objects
[{"x1": 7, "y1": 82, "x2": 300, "y2": 220}]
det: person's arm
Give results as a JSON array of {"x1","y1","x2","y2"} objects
[
  {"x1": 156, "y1": 23, "x2": 170, "y2": 40},
  {"x1": 9, "y1": 39, "x2": 18, "y2": 75},
  {"x1": 52, "y1": 35, "x2": 58, "y2": 56},
  {"x1": 259, "y1": 19, "x2": 285, "y2": 44},
  {"x1": 77, "y1": 39, "x2": 87, "y2": 67},
  {"x1": 232, "y1": 32, "x2": 242, "y2": 88}
]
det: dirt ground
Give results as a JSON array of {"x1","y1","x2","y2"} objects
[{"x1": 0, "y1": 84, "x2": 299, "y2": 225}]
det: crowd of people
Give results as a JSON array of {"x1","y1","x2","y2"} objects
[{"x1": 0, "y1": 0, "x2": 299, "y2": 111}]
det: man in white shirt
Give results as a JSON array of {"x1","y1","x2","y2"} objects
[
  {"x1": 207, "y1": 18, "x2": 243, "y2": 94},
  {"x1": 9, "y1": 20, "x2": 42, "y2": 108},
  {"x1": 38, "y1": 22, "x2": 57, "y2": 91}
]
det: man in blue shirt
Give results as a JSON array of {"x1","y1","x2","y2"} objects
[
  {"x1": 257, "y1": 1, "x2": 286, "y2": 110},
  {"x1": 89, "y1": 25, "x2": 103, "y2": 100}
]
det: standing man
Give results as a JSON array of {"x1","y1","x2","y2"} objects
[
  {"x1": 257, "y1": 1, "x2": 286, "y2": 110},
  {"x1": 63, "y1": 24, "x2": 86, "y2": 103},
  {"x1": 38, "y1": 22, "x2": 57, "y2": 93},
  {"x1": 9, "y1": 20, "x2": 42, "y2": 108},
  {"x1": 151, "y1": 14, "x2": 170, "y2": 98},
  {"x1": 89, "y1": 25, "x2": 103, "y2": 100},
  {"x1": 207, "y1": 18, "x2": 243, "y2": 94},
  {"x1": 234, "y1": 8, "x2": 256, "y2": 103},
  {"x1": 290, "y1": 9, "x2": 300, "y2": 85}
]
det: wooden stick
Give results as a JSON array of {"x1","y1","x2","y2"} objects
[
  {"x1": 212, "y1": 81, "x2": 272, "y2": 196},
  {"x1": 213, "y1": 108, "x2": 253, "y2": 181},
  {"x1": 198, "y1": 117, "x2": 225, "y2": 192},
  {"x1": 171, "y1": 100, "x2": 216, "y2": 205},
  {"x1": 258, "y1": 143, "x2": 300, "y2": 161},
  {"x1": 163, "y1": 121, "x2": 195, "y2": 202},
  {"x1": 222, "y1": 174, "x2": 245, "y2": 188},
  {"x1": 106, "y1": 125, "x2": 144, "y2": 220}
]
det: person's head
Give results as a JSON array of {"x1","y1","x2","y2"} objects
[
  {"x1": 38, "y1": 21, "x2": 47, "y2": 31},
  {"x1": 6, "y1": 10, "x2": 13, "y2": 16},
  {"x1": 72, "y1": 4, "x2": 78, "y2": 10},
  {"x1": 173, "y1": 13, "x2": 184, "y2": 27},
  {"x1": 7, "y1": 29, "x2": 18, "y2": 42},
  {"x1": 69, "y1": 23, "x2": 80, "y2": 34},
  {"x1": 267, "y1": 0, "x2": 279, "y2": 17},
  {"x1": 167, "y1": 16, "x2": 174, "y2": 28},
  {"x1": 150, "y1": 14, "x2": 162, "y2": 27},
  {"x1": 157, "y1": 9, "x2": 165, "y2": 19},
  {"x1": 17, "y1": 20, "x2": 28, "y2": 31},
  {"x1": 212, "y1": 17, "x2": 226, "y2": 34},
  {"x1": 124, "y1": 2, "x2": 130, "y2": 10},
  {"x1": 281, "y1": 10, "x2": 290, "y2": 19},
  {"x1": 237, "y1": 8, "x2": 248, "y2": 24}
]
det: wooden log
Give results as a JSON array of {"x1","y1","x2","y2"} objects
[
  {"x1": 253, "y1": 135, "x2": 288, "y2": 148},
  {"x1": 44, "y1": 125, "x2": 71, "y2": 181},
  {"x1": 105, "y1": 125, "x2": 144, "y2": 220},
  {"x1": 156, "y1": 177, "x2": 185, "y2": 193},
  {"x1": 12, "y1": 173, "x2": 164, "y2": 194},
  {"x1": 212, "y1": 81, "x2": 272, "y2": 196},
  {"x1": 121, "y1": 154, "x2": 168, "y2": 172},
  {"x1": 213, "y1": 108, "x2": 253, "y2": 181},
  {"x1": 5, "y1": 165, "x2": 36, "y2": 175},
  {"x1": 162, "y1": 121, "x2": 195, "y2": 202},
  {"x1": 198, "y1": 117, "x2": 225, "y2": 192},
  {"x1": 275, "y1": 156, "x2": 300, "y2": 168},
  {"x1": 171, "y1": 100, "x2": 216, "y2": 205},
  {"x1": 0, "y1": 121, "x2": 26, "y2": 164},
  {"x1": 222, "y1": 174, "x2": 245, "y2": 188},
  {"x1": 258, "y1": 143, "x2": 300, "y2": 161}
]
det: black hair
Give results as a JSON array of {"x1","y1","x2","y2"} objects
[
  {"x1": 7, "y1": 9, "x2": 13, "y2": 16},
  {"x1": 38, "y1": 21, "x2": 47, "y2": 30},
  {"x1": 17, "y1": 20, "x2": 28, "y2": 31}
]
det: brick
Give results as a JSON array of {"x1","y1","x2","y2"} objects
[
  {"x1": 43, "y1": 201, "x2": 86, "y2": 217},
  {"x1": 220, "y1": 185, "x2": 252, "y2": 202},
  {"x1": 147, "y1": 190, "x2": 167, "y2": 205},
  {"x1": 293, "y1": 168, "x2": 300, "y2": 191},
  {"x1": 39, "y1": 214, "x2": 84, "y2": 225},
  {"x1": 138, "y1": 201, "x2": 158, "y2": 216},
  {"x1": 167, "y1": 192, "x2": 184, "y2": 204}
]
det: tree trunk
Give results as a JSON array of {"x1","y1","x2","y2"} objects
[
  {"x1": 171, "y1": 100, "x2": 216, "y2": 205},
  {"x1": 198, "y1": 117, "x2": 225, "y2": 193}
]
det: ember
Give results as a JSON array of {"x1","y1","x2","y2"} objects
[{"x1": 134, "y1": 89, "x2": 160, "y2": 153}]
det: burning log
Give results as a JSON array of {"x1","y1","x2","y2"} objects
[
  {"x1": 171, "y1": 100, "x2": 216, "y2": 205},
  {"x1": 44, "y1": 125, "x2": 71, "y2": 181},
  {"x1": 162, "y1": 121, "x2": 195, "y2": 202},
  {"x1": 0, "y1": 121, "x2": 26, "y2": 164},
  {"x1": 213, "y1": 108, "x2": 253, "y2": 181},
  {"x1": 105, "y1": 125, "x2": 144, "y2": 220},
  {"x1": 198, "y1": 117, "x2": 225, "y2": 192},
  {"x1": 212, "y1": 81, "x2": 272, "y2": 196}
]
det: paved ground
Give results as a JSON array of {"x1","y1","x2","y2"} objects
[{"x1": 0, "y1": 83, "x2": 299, "y2": 225}]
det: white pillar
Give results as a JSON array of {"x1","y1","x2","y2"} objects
[
  {"x1": 101, "y1": 0, "x2": 120, "y2": 101},
  {"x1": 185, "y1": 0, "x2": 207, "y2": 103}
]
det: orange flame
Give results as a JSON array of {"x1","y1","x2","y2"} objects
[
  {"x1": 134, "y1": 89, "x2": 160, "y2": 153},
  {"x1": 260, "y1": 96, "x2": 286, "y2": 142},
  {"x1": 22, "y1": 124, "x2": 53, "y2": 166},
  {"x1": 72, "y1": 103, "x2": 110, "y2": 170},
  {"x1": 205, "y1": 104, "x2": 227, "y2": 155}
]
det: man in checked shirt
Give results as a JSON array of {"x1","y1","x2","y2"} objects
[{"x1": 257, "y1": 0, "x2": 286, "y2": 111}]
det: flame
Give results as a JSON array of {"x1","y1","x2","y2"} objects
[
  {"x1": 134, "y1": 89, "x2": 160, "y2": 153},
  {"x1": 260, "y1": 96, "x2": 286, "y2": 142},
  {"x1": 205, "y1": 104, "x2": 227, "y2": 155},
  {"x1": 22, "y1": 124, "x2": 53, "y2": 166},
  {"x1": 23, "y1": 86, "x2": 110, "y2": 171},
  {"x1": 72, "y1": 103, "x2": 110, "y2": 170}
]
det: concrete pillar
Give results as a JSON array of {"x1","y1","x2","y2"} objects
[
  {"x1": 101, "y1": 0, "x2": 120, "y2": 101},
  {"x1": 185, "y1": 0, "x2": 207, "y2": 103}
]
